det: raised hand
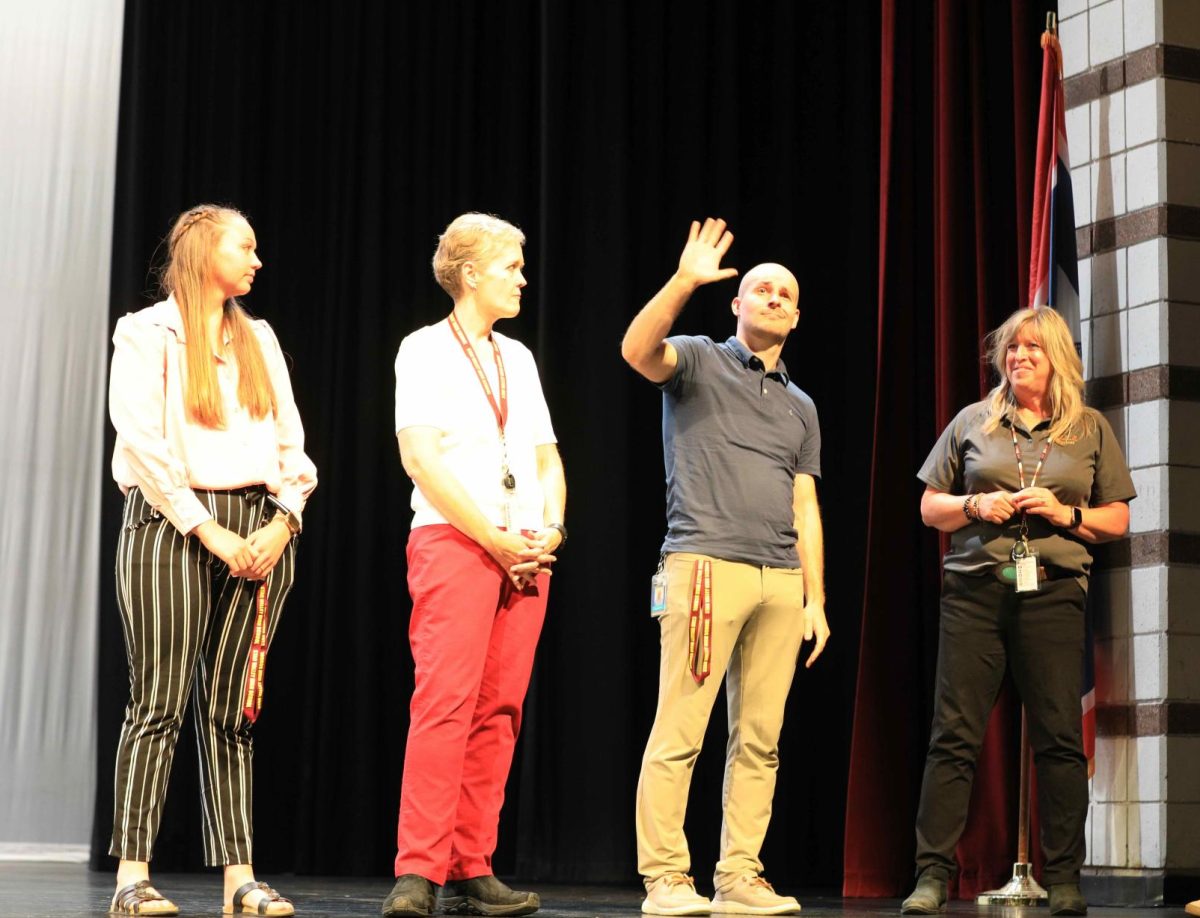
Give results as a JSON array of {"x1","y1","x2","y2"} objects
[{"x1": 676, "y1": 218, "x2": 738, "y2": 289}]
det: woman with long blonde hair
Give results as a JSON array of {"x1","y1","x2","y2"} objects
[
  {"x1": 901, "y1": 306, "x2": 1133, "y2": 917},
  {"x1": 107, "y1": 204, "x2": 316, "y2": 916}
]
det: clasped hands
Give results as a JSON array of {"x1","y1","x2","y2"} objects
[
  {"x1": 490, "y1": 527, "x2": 562, "y2": 589},
  {"x1": 194, "y1": 518, "x2": 292, "y2": 581},
  {"x1": 974, "y1": 487, "x2": 1072, "y2": 527}
]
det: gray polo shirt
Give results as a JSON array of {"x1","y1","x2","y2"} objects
[
  {"x1": 917, "y1": 400, "x2": 1136, "y2": 580},
  {"x1": 659, "y1": 335, "x2": 821, "y2": 569}
]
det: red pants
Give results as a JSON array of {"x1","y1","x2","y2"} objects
[{"x1": 394, "y1": 524, "x2": 549, "y2": 883}]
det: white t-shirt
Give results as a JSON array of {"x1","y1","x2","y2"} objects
[{"x1": 394, "y1": 319, "x2": 556, "y2": 531}]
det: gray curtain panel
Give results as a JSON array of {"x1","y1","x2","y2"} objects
[{"x1": 0, "y1": 0, "x2": 124, "y2": 857}]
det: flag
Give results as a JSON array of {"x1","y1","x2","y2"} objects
[
  {"x1": 1028, "y1": 17, "x2": 1093, "y2": 777},
  {"x1": 1028, "y1": 19, "x2": 1081, "y2": 343}
]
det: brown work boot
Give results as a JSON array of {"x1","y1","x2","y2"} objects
[
  {"x1": 1048, "y1": 883, "x2": 1087, "y2": 916},
  {"x1": 382, "y1": 874, "x2": 435, "y2": 917},
  {"x1": 438, "y1": 876, "x2": 539, "y2": 917},
  {"x1": 900, "y1": 871, "x2": 947, "y2": 915}
]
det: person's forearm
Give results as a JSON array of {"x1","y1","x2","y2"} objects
[
  {"x1": 796, "y1": 503, "x2": 825, "y2": 606},
  {"x1": 620, "y1": 273, "x2": 696, "y2": 369},
  {"x1": 405, "y1": 452, "x2": 498, "y2": 550},
  {"x1": 921, "y1": 490, "x2": 974, "y2": 533},
  {"x1": 1071, "y1": 503, "x2": 1129, "y2": 543},
  {"x1": 538, "y1": 450, "x2": 566, "y2": 527}
]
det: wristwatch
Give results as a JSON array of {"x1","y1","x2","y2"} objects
[
  {"x1": 274, "y1": 509, "x2": 302, "y2": 536},
  {"x1": 547, "y1": 522, "x2": 568, "y2": 547},
  {"x1": 1065, "y1": 506, "x2": 1082, "y2": 529},
  {"x1": 266, "y1": 494, "x2": 302, "y2": 535}
]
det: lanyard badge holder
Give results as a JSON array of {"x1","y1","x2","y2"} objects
[
  {"x1": 650, "y1": 555, "x2": 667, "y2": 616},
  {"x1": 1001, "y1": 423, "x2": 1051, "y2": 593},
  {"x1": 1009, "y1": 523, "x2": 1040, "y2": 593}
]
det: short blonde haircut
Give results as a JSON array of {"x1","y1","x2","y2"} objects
[
  {"x1": 982, "y1": 306, "x2": 1093, "y2": 445},
  {"x1": 432, "y1": 213, "x2": 525, "y2": 299}
]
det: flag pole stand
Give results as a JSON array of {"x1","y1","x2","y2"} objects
[{"x1": 976, "y1": 708, "x2": 1049, "y2": 906}]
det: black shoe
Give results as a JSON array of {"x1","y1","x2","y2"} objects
[
  {"x1": 901, "y1": 872, "x2": 948, "y2": 915},
  {"x1": 438, "y1": 876, "x2": 540, "y2": 916},
  {"x1": 383, "y1": 874, "x2": 436, "y2": 917},
  {"x1": 1049, "y1": 883, "x2": 1087, "y2": 916}
]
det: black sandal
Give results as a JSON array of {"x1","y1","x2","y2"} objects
[
  {"x1": 109, "y1": 880, "x2": 179, "y2": 916},
  {"x1": 224, "y1": 880, "x2": 294, "y2": 916}
]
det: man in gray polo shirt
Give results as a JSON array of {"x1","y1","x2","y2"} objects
[{"x1": 621, "y1": 218, "x2": 827, "y2": 917}]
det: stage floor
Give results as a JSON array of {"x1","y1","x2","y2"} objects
[{"x1": 0, "y1": 863, "x2": 1169, "y2": 918}]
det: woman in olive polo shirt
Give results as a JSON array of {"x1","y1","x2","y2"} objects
[{"x1": 901, "y1": 306, "x2": 1135, "y2": 918}]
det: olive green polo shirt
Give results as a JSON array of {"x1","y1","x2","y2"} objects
[{"x1": 917, "y1": 400, "x2": 1136, "y2": 580}]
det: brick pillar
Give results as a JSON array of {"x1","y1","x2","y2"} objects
[{"x1": 1060, "y1": 0, "x2": 1200, "y2": 905}]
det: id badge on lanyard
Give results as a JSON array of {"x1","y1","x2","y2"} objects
[{"x1": 1011, "y1": 537, "x2": 1040, "y2": 593}]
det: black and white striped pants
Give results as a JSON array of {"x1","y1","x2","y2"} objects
[{"x1": 110, "y1": 485, "x2": 297, "y2": 865}]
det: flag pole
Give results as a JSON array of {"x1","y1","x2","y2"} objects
[
  {"x1": 977, "y1": 12, "x2": 1058, "y2": 906},
  {"x1": 976, "y1": 709, "x2": 1048, "y2": 905}
]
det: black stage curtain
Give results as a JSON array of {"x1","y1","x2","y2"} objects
[
  {"x1": 842, "y1": 0, "x2": 1047, "y2": 899},
  {"x1": 92, "y1": 1, "x2": 880, "y2": 885}
]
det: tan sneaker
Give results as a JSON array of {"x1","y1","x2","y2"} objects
[
  {"x1": 642, "y1": 873, "x2": 712, "y2": 916},
  {"x1": 711, "y1": 876, "x2": 800, "y2": 915}
]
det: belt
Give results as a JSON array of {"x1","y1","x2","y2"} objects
[
  {"x1": 990, "y1": 561, "x2": 1077, "y2": 584},
  {"x1": 1036, "y1": 564, "x2": 1076, "y2": 582}
]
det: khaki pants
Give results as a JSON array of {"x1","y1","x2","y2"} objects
[{"x1": 636, "y1": 552, "x2": 806, "y2": 890}]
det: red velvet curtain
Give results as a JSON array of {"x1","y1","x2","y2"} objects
[{"x1": 843, "y1": 0, "x2": 1046, "y2": 899}]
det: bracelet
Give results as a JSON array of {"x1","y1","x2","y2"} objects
[
  {"x1": 962, "y1": 494, "x2": 977, "y2": 521},
  {"x1": 547, "y1": 522, "x2": 568, "y2": 547}
]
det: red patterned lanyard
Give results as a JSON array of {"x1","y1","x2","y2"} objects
[
  {"x1": 448, "y1": 311, "x2": 508, "y2": 433},
  {"x1": 688, "y1": 559, "x2": 713, "y2": 684},
  {"x1": 242, "y1": 584, "x2": 269, "y2": 722}
]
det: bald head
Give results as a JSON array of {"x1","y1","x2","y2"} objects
[
  {"x1": 738, "y1": 263, "x2": 799, "y2": 300},
  {"x1": 731, "y1": 262, "x2": 801, "y2": 346}
]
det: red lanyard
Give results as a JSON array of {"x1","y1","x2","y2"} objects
[
  {"x1": 448, "y1": 312, "x2": 507, "y2": 433},
  {"x1": 688, "y1": 559, "x2": 713, "y2": 685},
  {"x1": 242, "y1": 584, "x2": 269, "y2": 722}
]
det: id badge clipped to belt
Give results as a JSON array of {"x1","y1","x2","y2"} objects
[{"x1": 650, "y1": 556, "x2": 668, "y2": 617}]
